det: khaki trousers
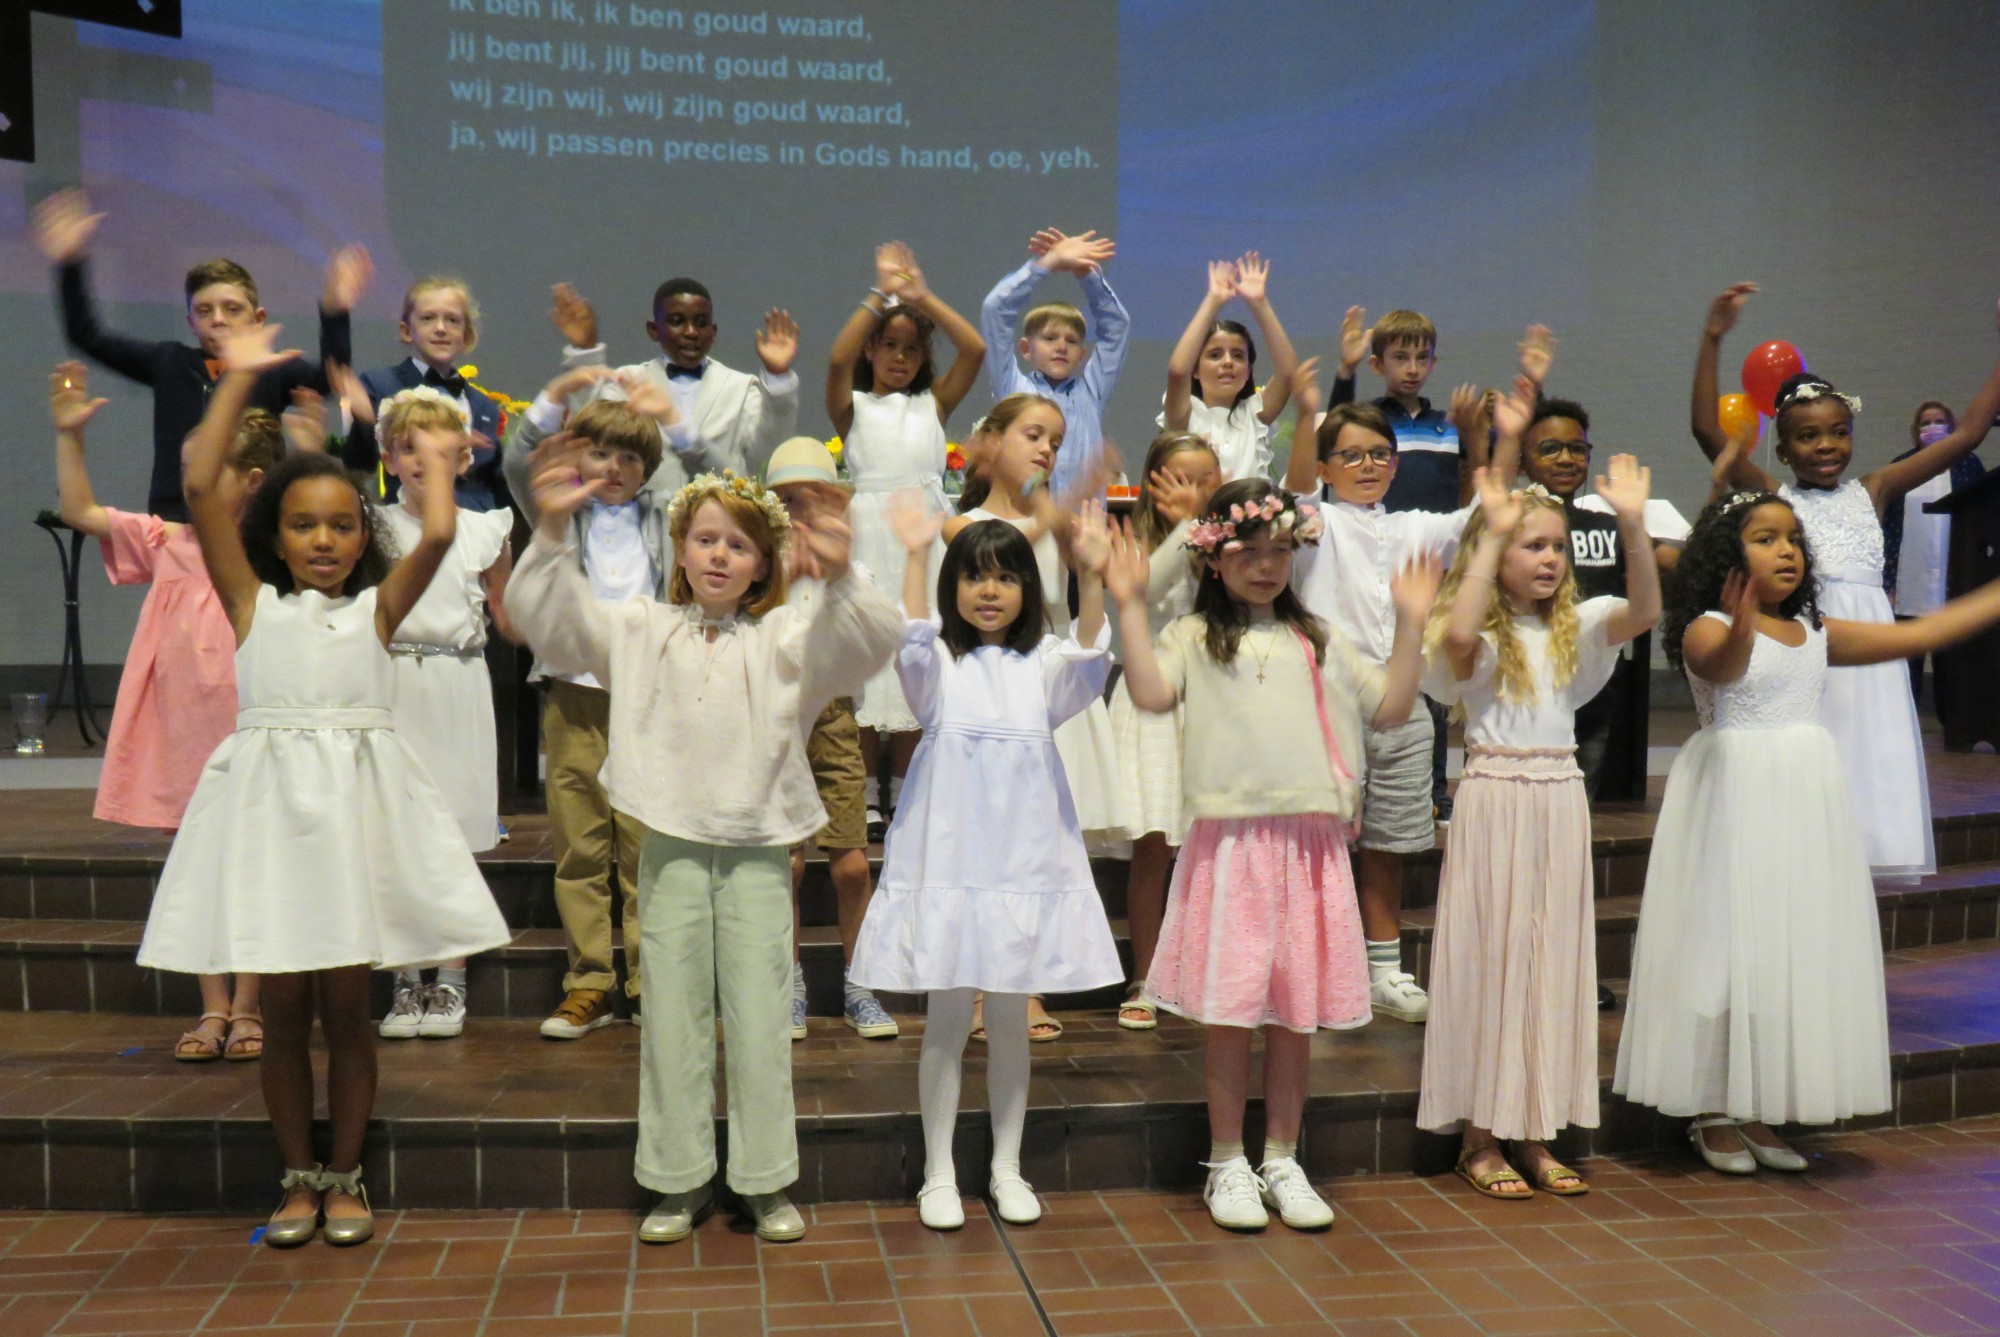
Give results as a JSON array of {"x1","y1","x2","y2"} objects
[
  {"x1": 631, "y1": 831, "x2": 798, "y2": 1195},
  {"x1": 543, "y1": 680, "x2": 644, "y2": 998}
]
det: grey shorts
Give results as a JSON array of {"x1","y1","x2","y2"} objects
[{"x1": 1357, "y1": 712, "x2": 1438, "y2": 854}]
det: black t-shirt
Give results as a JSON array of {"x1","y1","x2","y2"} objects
[{"x1": 1564, "y1": 500, "x2": 1625, "y2": 601}]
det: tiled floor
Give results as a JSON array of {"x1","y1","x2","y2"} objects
[{"x1": 9, "y1": 1116, "x2": 2000, "y2": 1336}]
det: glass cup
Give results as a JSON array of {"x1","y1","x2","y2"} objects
[{"x1": 11, "y1": 693, "x2": 49, "y2": 756}]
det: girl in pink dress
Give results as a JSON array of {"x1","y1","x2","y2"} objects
[
  {"x1": 1111, "y1": 479, "x2": 1438, "y2": 1234},
  {"x1": 51, "y1": 361, "x2": 282, "y2": 1062}
]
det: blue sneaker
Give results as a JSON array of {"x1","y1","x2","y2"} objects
[
  {"x1": 843, "y1": 984, "x2": 899, "y2": 1039},
  {"x1": 791, "y1": 964, "x2": 808, "y2": 1041}
]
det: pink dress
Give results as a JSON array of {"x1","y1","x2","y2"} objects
[{"x1": 94, "y1": 510, "x2": 238, "y2": 830}]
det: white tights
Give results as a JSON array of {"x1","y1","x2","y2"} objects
[{"x1": 920, "y1": 989, "x2": 1029, "y2": 1185}]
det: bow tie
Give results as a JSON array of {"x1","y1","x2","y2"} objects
[
  {"x1": 665, "y1": 363, "x2": 705, "y2": 382},
  {"x1": 422, "y1": 367, "x2": 467, "y2": 395}
]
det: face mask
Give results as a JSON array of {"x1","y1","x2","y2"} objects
[{"x1": 1918, "y1": 422, "x2": 1951, "y2": 446}]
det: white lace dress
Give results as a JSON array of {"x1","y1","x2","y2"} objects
[
  {"x1": 1780, "y1": 480, "x2": 1933, "y2": 878},
  {"x1": 1613, "y1": 615, "x2": 1890, "y2": 1123},
  {"x1": 846, "y1": 389, "x2": 949, "y2": 732},
  {"x1": 1157, "y1": 392, "x2": 1271, "y2": 483}
]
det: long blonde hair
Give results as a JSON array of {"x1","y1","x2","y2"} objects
[{"x1": 1424, "y1": 490, "x2": 1579, "y2": 706}]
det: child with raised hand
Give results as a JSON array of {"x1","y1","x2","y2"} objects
[
  {"x1": 827, "y1": 241, "x2": 987, "y2": 824},
  {"x1": 32, "y1": 188, "x2": 363, "y2": 522},
  {"x1": 137, "y1": 323, "x2": 510, "y2": 1249},
  {"x1": 949, "y1": 394, "x2": 1134, "y2": 1040},
  {"x1": 51, "y1": 361, "x2": 278, "y2": 1064},
  {"x1": 1415, "y1": 434, "x2": 1660, "y2": 1201},
  {"x1": 502, "y1": 364, "x2": 677, "y2": 1038},
  {"x1": 981, "y1": 226, "x2": 1128, "y2": 496},
  {"x1": 1617, "y1": 490, "x2": 2000, "y2": 1175},
  {"x1": 508, "y1": 445, "x2": 902, "y2": 1246},
  {"x1": 1108, "y1": 431, "x2": 1221, "y2": 1031},
  {"x1": 1161, "y1": 253, "x2": 1303, "y2": 482},
  {"x1": 334, "y1": 371, "x2": 517, "y2": 1042},
  {"x1": 340, "y1": 277, "x2": 509, "y2": 510},
  {"x1": 1693, "y1": 284, "x2": 2000, "y2": 878},
  {"x1": 849, "y1": 497, "x2": 1123, "y2": 1231},
  {"x1": 1114, "y1": 481, "x2": 1439, "y2": 1234}
]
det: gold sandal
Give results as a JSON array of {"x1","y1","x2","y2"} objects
[
  {"x1": 1525, "y1": 1160, "x2": 1589, "y2": 1196},
  {"x1": 224, "y1": 1012, "x2": 264, "y2": 1061},
  {"x1": 174, "y1": 1012, "x2": 230, "y2": 1063},
  {"x1": 1454, "y1": 1148, "x2": 1530, "y2": 1201}
]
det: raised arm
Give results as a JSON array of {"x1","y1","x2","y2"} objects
[
  {"x1": 1283, "y1": 356, "x2": 1325, "y2": 495},
  {"x1": 1828, "y1": 567, "x2": 2000, "y2": 667},
  {"x1": 1595, "y1": 454, "x2": 1663, "y2": 645},
  {"x1": 825, "y1": 255, "x2": 886, "y2": 438},
  {"x1": 887, "y1": 489, "x2": 944, "y2": 620},
  {"x1": 1069, "y1": 499, "x2": 1113, "y2": 645},
  {"x1": 1691, "y1": 283, "x2": 1777, "y2": 491},
  {"x1": 792, "y1": 507, "x2": 906, "y2": 710},
  {"x1": 1232, "y1": 253, "x2": 1299, "y2": 423},
  {"x1": 1438, "y1": 470, "x2": 1519, "y2": 679},
  {"x1": 1165, "y1": 262, "x2": 1237, "y2": 432},
  {"x1": 877, "y1": 243, "x2": 985, "y2": 421},
  {"x1": 50, "y1": 363, "x2": 114, "y2": 539},
  {"x1": 980, "y1": 249, "x2": 1047, "y2": 394},
  {"x1": 1376, "y1": 554, "x2": 1443, "y2": 726},
  {"x1": 187, "y1": 329, "x2": 304, "y2": 638},
  {"x1": 507, "y1": 436, "x2": 617, "y2": 682},
  {"x1": 373, "y1": 427, "x2": 462, "y2": 643},
  {"x1": 1680, "y1": 570, "x2": 1761, "y2": 685},
  {"x1": 1105, "y1": 525, "x2": 1178, "y2": 711},
  {"x1": 1865, "y1": 299, "x2": 2000, "y2": 514},
  {"x1": 35, "y1": 191, "x2": 160, "y2": 384}
]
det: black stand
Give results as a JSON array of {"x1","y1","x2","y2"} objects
[
  {"x1": 1926, "y1": 474, "x2": 2000, "y2": 751},
  {"x1": 34, "y1": 511, "x2": 105, "y2": 746}
]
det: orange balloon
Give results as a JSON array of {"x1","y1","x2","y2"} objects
[{"x1": 1718, "y1": 393, "x2": 1760, "y2": 446}]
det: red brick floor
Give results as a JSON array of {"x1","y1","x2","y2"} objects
[{"x1": 8, "y1": 1118, "x2": 2000, "y2": 1335}]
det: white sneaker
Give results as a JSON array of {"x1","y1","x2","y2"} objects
[
  {"x1": 638, "y1": 1188, "x2": 711, "y2": 1243},
  {"x1": 418, "y1": 983, "x2": 467, "y2": 1038},
  {"x1": 1370, "y1": 969, "x2": 1429, "y2": 1023},
  {"x1": 379, "y1": 982, "x2": 426, "y2": 1039},
  {"x1": 1202, "y1": 1158, "x2": 1268, "y2": 1231},
  {"x1": 918, "y1": 1178, "x2": 964, "y2": 1231},
  {"x1": 1259, "y1": 1157, "x2": 1334, "y2": 1230},
  {"x1": 989, "y1": 1174, "x2": 1041, "y2": 1225},
  {"x1": 744, "y1": 1190, "x2": 806, "y2": 1241}
]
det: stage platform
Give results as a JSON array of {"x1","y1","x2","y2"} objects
[{"x1": 4, "y1": 746, "x2": 2000, "y2": 1215}]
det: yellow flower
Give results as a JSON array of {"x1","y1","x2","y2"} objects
[{"x1": 825, "y1": 436, "x2": 844, "y2": 460}]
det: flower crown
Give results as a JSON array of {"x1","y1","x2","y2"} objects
[
  {"x1": 666, "y1": 470, "x2": 793, "y2": 551},
  {"x1": 1184, "y1": 493, "x2": 1324, "y2": 559},
  {"x1": 375, "y1": 384, "x2": 471, "y2": 430},
  {"x1": 1775, "y1": 381, "x2": 1863, "y2": 416}
]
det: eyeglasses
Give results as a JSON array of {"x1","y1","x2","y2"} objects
[
  {"x1": 1332, "y1": 448, "x2": 1396, "y2": 469},
  {"x1": 1532, "y1": 440, "x2": 1593, "y2": 461}
]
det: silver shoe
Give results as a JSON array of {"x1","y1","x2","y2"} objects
[
  {"x1": 264, "y1": 1165, "x2": 323, "y2": 1248},
  {"x1": 318, "y1": 1165, "x2": 375, "y2": 1246},
  {"x1": 1737, "y1": 1120, "x2": 1809, "y2": 1172},
  {"x1": 638, "y1": 1187, "x2": 713, "y2": 1244},
  {"x1": 1688, "y1": 1117, "x2": 1757, "y2": 1175},
  {"x1": 744, "y1": 1189, "x2": 806, "y2": 1241}
]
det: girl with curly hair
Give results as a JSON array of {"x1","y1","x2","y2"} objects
[
  {"x1": 1691, "y1": 284, "x2": 2000, "y2": 878},
  {"x1": 1415, "y1": 375, "x2": 1662, "y2": 1202},
  {"x1": 1618, "y1": 490, "x2": 2000, "y2": 1177},
  {"x1": 137, "y1": 326, "x2": 510, "y2": 1248},
  {"x1": 1114, "y1": 478, "x2": 1440, "y2": 1234}
]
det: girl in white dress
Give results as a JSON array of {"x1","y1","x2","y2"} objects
[
  {"x1": 1692, "y1": 283, "x2": 2000, "y2": 878},
  {"x1": 826, "y1": 242, "x2": 986, "y2": 817},
  {"x1": 138, "y1": 329, "x2": 510, "y2": 1248},
  {"x1": 1159, "y1": 252, "x2": 1303, "y2": 483},
  {"x1": 357, "y1": 384, "x2": 519, "y2": 1041},
  {"x1": 949, "y1": 393, "x2": 1135, "y2": 1041},
  {"x1": 1109, "y1": 431, "x2": 1218, "y2": 1031},
  {"x1": 850, "y1": 503, "x2": 1122, "y2": 1232},
  {"x1": 1417, "y1": 435, "x2": 1661, "y2": 1202},
  {"x1": 1616, "y1": 490, "x2": 2000, "y2": 1174}
]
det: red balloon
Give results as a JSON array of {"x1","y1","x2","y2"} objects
[{"x1": 1741, "y1": 341, "x2": 1806, "y2": 416}]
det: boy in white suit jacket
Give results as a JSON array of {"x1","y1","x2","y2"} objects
[{"x1": 550, "y1": 279, "x2": 800, "y2": 490}]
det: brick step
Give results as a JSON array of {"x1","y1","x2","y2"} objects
[
  {"x1": 8, "y1": 864, "x2": 2000, "y2": 1019},
  {"x1": 3, "y1": 937, "x2": 1997, "y2": 1212}
]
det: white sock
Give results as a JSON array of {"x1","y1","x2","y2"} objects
[
  {"x1": 887, "y1": 775, "x2": 904, "y2": 810},
  {"x1": 436, "y1": 967, "x2": 467, "y2": 992},
  {"x1": 982, "y1": 992, "x2": 1031, "y2": 1181},
  {"x1": 1365, "y1": 939, "x2": 1402, "y2": 981},
  {"x1": 919, "y1": 988, "x2": 976, "y2": 1185},
  {"x1": 1209, "y1": 1140, "x2": 1246, "y2": 1166},
  {"x1": 1264, "y1": 1136, "x2": 1298, "y2": 1165}
]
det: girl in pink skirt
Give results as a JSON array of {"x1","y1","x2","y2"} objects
[
  {"x1": 1111, "y1": 479, "x2": 1439, "y2": 1234},
  {"x1": 1416, "y1": 390, "x2": 1661, "y2": 1201}
]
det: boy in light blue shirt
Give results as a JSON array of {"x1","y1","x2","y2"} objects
[{"x1": 980, "y1": 227, "x2": 1129, "y2": 496}]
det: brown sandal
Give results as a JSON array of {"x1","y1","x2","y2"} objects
[
  {"x1": 224, "y1": 1013, "x2": 264, "y2": 1061},
  {"x1": 1454, "y1": 1147, "x2": 1531, "y2": 1201},
  {"x1": 1524, "y1": 1160, "x2": 1589, "y2": 1196},
  {"x1": 175, "y1": 1012, "x2": 230, "y2": 1062}
]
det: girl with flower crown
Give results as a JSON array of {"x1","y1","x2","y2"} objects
[
  {"x1": 1618, "y1": 489, "x2": 2000, "y2": 1177},
  {"x1": 1692, "y1": 284, "x2": 2000, "y2": 879},
  {"x1": 1414, "y1": 376, "x2": 1660, "y2": 1200},
  {"x1": 336, "y1": 376, "x2": 518, "y2": 1042},
  {"x1": 508, "y1": 450, "x2": 903, "y2": 1246},
  {"x1": 1112, "y1": 478, "x2": 1440, "y2": 1234}
]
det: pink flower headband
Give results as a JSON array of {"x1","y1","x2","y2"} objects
[{"x1": 1184, "y1": 493, "x2": 1324, "y2": 560}]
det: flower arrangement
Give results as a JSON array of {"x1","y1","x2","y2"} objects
[
  {"x1": 667, "y1": 470, "x2": 793, "y2": 550},
  {"x1": 459, "y1": 364, "x2": 532, "y2": 436},
  {"x1": 1184, "y1": 493, "x2": 1324, "y2": 558}
]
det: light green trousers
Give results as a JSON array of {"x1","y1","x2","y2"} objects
[{"x1": 631, "y1": 830, "x2": 798, "y2": 1195}]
